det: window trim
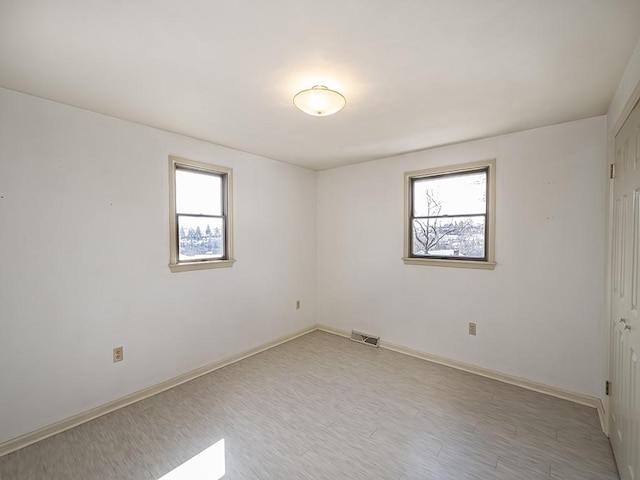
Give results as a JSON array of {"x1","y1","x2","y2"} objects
[
  {"x1": 168, "y1": 156, "x2": 235, "y2": 272},
  {"x1": 402, "y1": 159, "x2": 496, "y2": 270}
]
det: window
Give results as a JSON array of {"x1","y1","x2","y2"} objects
[
  {"x1": 169, "y1": 156, "x2": 234, "y2": 272},
  {"x1": 403, "y1": 159, "x2": 496, "y2": 269}
]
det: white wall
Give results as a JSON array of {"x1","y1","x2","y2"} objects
[
  {"x1": 608, "y1": 36, "x2": 640, "y2": 132},
  {"x1": 317, "y1": 116, "x2": 607, "y2": 398},
  {"x1": 0, "y1": 88, "x2": 317, "y2": 445}
]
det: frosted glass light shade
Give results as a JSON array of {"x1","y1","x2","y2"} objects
[{"x1": 293, "y1": 85, "x2": 346, "y2": 116}]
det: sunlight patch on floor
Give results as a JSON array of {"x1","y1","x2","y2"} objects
[{"x1": 158, "y1": 439, "x2": 225, "y2": 480}]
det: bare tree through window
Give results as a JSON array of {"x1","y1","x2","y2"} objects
[{"x1": 411, "y1": 169, "x2": 487, "y2": 259}]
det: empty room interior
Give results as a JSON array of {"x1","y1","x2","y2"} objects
[{"x1": 2, "y1": 1, "x2": 640, "y2": 479}]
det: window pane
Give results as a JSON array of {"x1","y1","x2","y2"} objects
[
  {"x1": 412, "y1": 216, "x2": 485, "y2": 258},
  {"x1": 176, "y1": 169, "x2": 222, "y2": 215},
  {"x1": 178, "y1": 216, "x2": 224, "y2": 261},
  {"x1": 413, "y1": 170, "x2": 486, "y2": 217}
]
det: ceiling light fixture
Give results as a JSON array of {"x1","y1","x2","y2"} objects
[{"x1": 293, "y1": 85, "x2": 346, "y2": 117}]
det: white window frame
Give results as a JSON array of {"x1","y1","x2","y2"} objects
[
  {"x1": 403, "y1": 159, "x2": 496, "y2": 270},
  {"x1": 168, "y1": 156, "x2": 235, "y2": 273}
]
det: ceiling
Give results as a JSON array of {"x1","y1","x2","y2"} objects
[{"x1": 1, "y1": 1, "x2": 639, "y2": 170}]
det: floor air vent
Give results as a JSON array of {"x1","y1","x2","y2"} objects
[{"x1": 350, "y1": 330, "x2": 380, "y2": 347}]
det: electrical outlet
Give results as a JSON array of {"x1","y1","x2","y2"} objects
[
  {"x1": 113, "y1": 346, "x2": 123, "y2": 363},
  {"x1": 296, "y1": 300, "x2": 301, "y2": 310},
  {"x1": 469, "y1": 323, "x2": 477, "y2": 336}
]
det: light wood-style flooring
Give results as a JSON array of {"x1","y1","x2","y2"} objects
[{"x1": 0, "y1": 330, "x2": 619, "y2": 479}]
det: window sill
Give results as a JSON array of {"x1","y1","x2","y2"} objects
[
  {"x1": 402, "y1": 257, "x2": 496, "y2": 270},
  {"x1": 169, "y1": 259, "x2": 235, "y2": 273}
]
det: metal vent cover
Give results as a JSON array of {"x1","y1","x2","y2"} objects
[{"x1": 350, "y1": 330, "x2": 380, "y2": 347}]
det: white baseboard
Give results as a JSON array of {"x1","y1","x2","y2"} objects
[
  {"x1": 0, "y1": 325, "x2": 318, "y2": 458},
  {"x1": 316, "y1": 324, "x2": 602, "y2": 410}
]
